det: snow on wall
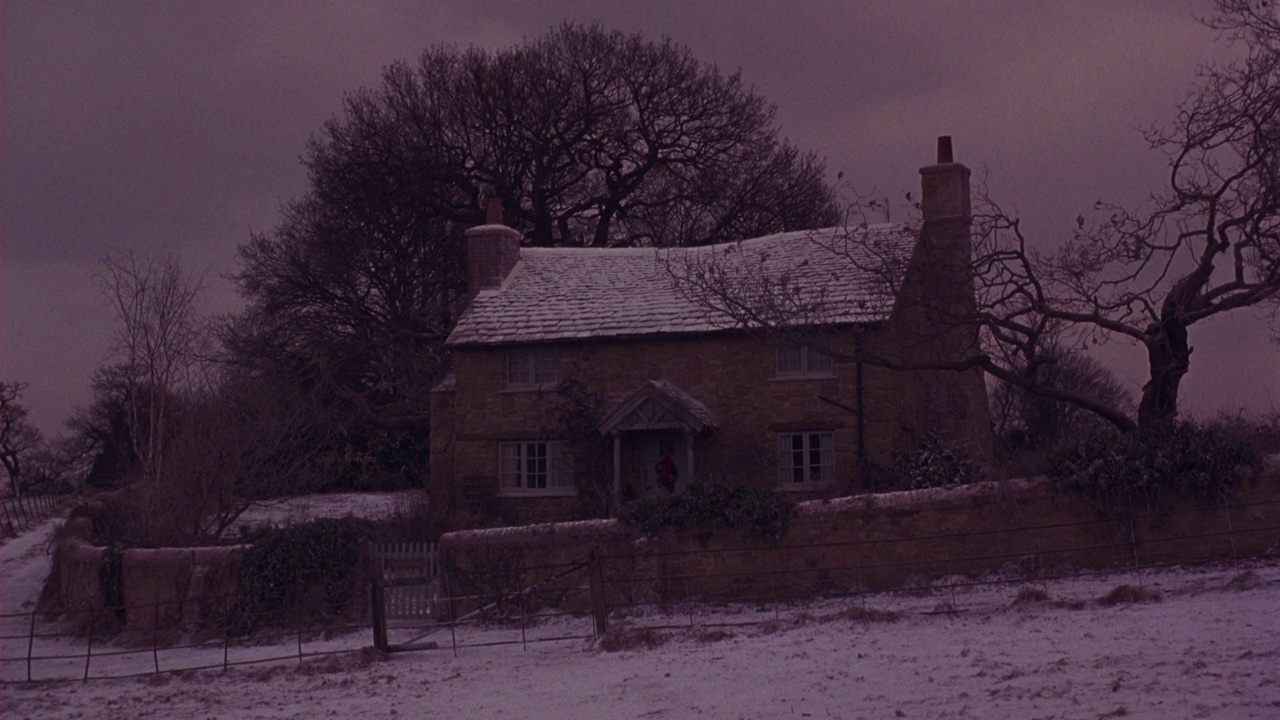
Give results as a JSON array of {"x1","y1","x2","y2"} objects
[{"x1": 440, "y1": 518, "x2": 623, "y2": 549}]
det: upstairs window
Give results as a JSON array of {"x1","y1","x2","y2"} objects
[
  {"x1": 777, "y1": 432, "x2": 834, "y2": 487},
  {"x1": 499, "y1": 441, "x2": 573, "y2": 495},
  {"x1": 775, "y1": 345, "x2": 834, "y2": 378},
  {"x1": 506, "y1": 347, "x2": 557, "y2": 389}
]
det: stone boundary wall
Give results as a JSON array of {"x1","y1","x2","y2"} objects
[
  {"x1": 439, "y1": 461, "x2": 1280, "y2": 607},
  {"x1": 48, "y1": 519, "x2": 378, "y2": 637},
  {"x1": 47, "y1": 517, "x2": 250, "y2": 634}
]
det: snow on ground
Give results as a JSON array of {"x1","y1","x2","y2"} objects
[
  {"x1": 234, "y1": 491, "x2": 422, "y2": 530},
  {"x1": 4, "y1": 508, "x2": 1279, "y2": 719},
  {"x1": 0, "y1": 515, "x2": 60, "y2": 618}
]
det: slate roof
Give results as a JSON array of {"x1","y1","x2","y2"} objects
[{"x1": 446, "y1": 224, "x2": 915, "y2": 347}]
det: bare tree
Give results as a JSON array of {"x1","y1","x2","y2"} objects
[
  {"x1": 98, "y1": 249, "x2": 207, "y2": 485},
  {"x1": 992, "y1": 0, "x2": 1279, "y2": 427},
  {"x1": 673, "y1": 1, "x2": 1280, "y2": 433},
  {"x1": 0, "y1": 381, "x2": 43, "y2": 496},
  {"x1": 134, "y1": 371, "x2": 337, "y2": 544}
]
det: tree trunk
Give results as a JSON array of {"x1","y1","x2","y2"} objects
[{"x1": 1137, "y1": 317, "x2": 1191, "y2": 428}]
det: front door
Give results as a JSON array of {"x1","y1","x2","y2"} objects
[{"x1": 639, "y1": 431, "x2": 686, "y2": 497}]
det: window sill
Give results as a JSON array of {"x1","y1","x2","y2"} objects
[
  {"x1": 775, "y1": 483, "x2": 833, "y2": 493},
  {"x1": 501, "y1": 384, "x2": 559, "y2": 393},
  {"x1": 770, "y1": 373, "x2": 836, "y2": 382},
  {"x1": 498, "y1": 488, "x2": 578, "y2": 498}
]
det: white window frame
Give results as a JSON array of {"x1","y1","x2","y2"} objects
[
  {"x1": 777, "y1": 432, "x2": 835, "y2": 488},
  {"x1": 498, "y1": 441, "x2": 574, "y2": 496},
  {"x1": 505, "y1": 347, "x2": 558, "y2": 390},
  {"x1": 774, "y1": 345, "x2": 834, "y2": 379}
]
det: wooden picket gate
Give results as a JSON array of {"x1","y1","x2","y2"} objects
[{"x1": 369, "y1": 542, "x2": 439, "y2": 621}]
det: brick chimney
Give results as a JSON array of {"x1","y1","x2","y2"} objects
[
  {"x1": 902, "y1": 135, "x2": 993, "y2": 463},
  {"x1": 919, "y1": 136, "x2": 971, "y2": 223},
  {"x1": 465, "y1": 197, "x2": 521, "y2": 294},
  {"x1": 916, "y1": 135, "x2": 974, "y2": 287}
]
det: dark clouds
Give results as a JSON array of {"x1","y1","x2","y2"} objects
[{"x1": 1, "y1": 0, "x2": 1275, "y2": 434}]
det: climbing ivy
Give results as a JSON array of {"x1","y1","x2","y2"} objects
[
  {"x1": 231, "y1": 518, "x2": 371, "y2": 634},
  {"x1": 622, "y1": 483, "x2": 794, "y2": 542}
]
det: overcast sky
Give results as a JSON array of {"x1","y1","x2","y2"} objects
[{"x1": 2, "y1": 0, "x2": 1277, "y2": 436}]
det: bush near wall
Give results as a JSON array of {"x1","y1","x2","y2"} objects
[
  {"x1": 231, "y1": 518, "x2": 373, "y2": 634},
  {"x1": 621, "y1": 483, "x2": 794, "y2": 542},
  {"x1": 1046, "y1": 422, "x2": 1262, "y2": 509}
]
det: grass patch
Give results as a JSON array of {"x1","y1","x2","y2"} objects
[
  {"x1": 598, "y1": 624, "x2": 668, "y2": 652},
  {"x1": 1223, "y1": 569, "x2": 1262, "y2": 591},
  {"x1": 695, "y1": 628, "x2": 734, "y2": 643},
  {"x1": 1012, "y1": 586, "x2": 1050, "y2": 605},
  {"x1": 830, "y1": 605, "x2": 900, "y2": 623},
  {"x1": 1098, "y1": 584, "x2": 1162, "y2": 606}
]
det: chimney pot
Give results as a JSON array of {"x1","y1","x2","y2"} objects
[
  {"x1": 920, "y1": 135, "x2": 970, "y2": 222},
  {"x1": 485, "y1": 197, "x2": 504, "y2": 225},
  {"x1": 465, "y1": 215, "x2": 521, "y2": 295},
  {"x1": 937, "y1": 136, "x2": 953, "y2": 164}
]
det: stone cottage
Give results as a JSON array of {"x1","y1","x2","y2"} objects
[{"x1": 430, "y1": 137, "x2": 993, "y2": 523}]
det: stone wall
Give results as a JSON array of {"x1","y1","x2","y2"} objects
[
  {"x1": 439, "y1": 464, "x2": 1280, "y2": 608},
  {"x1": 45, "y1": 517, "x2": 250, "y2": 636},
  {"x1": 46, "y1": 522, "x2": 371, "y2": 636}
]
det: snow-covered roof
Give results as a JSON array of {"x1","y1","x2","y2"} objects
[{"x1": 446, "y1": 224, "x2": 915, "y2": 346}]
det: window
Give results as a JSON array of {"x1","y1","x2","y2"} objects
[
  {"x1": 777, "y1": 432, "x2": 834, "y2": 487},
  {"x1": 506, "y1": 347, "x2": 557, "y2": 389},
  {"x1": 774, "y1": 345, "x2": 834, "y2": 378},
  {"x1": 499, "y1": 441, "x2": 573, "y2": 495}
]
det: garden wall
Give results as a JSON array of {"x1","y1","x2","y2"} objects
[
  {"x1": 45, "y1": 517, "x2": 251, "y2": 634},
  {"x1": 440, "y1": 460, "x2": 1280, "y2": 608}
]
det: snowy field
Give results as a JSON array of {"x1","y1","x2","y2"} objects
[{"x1": 4, "y1": 512, "x2": 1280, "y2": 719}]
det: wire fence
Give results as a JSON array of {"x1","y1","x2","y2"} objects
[
  {"x1": 593, "y1": 496, "x2": 1280, "y2": 631},
  {"x1": 2, "y1": 493, "x2": 73, "y2": 539},
  {"x1": 0, "y1": 593, "x2": 368, "y2": 683},
  {"x1": 6, "y1": 496, "x2": 1278, "y2": 682},
  {"x1": 372, "y1": 557, "x2": 597, "y2": 656}
]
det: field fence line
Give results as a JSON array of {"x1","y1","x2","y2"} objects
[{"x1": 5, "y1": 496, "x2": 1278, "y2": 681}]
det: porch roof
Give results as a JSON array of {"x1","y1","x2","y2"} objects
[{"x1": 596, "y1": 379, "x2": 718, "y2": 435}]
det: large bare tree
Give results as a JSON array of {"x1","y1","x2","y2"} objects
[
  {"x1": 227, "y1": 23, "x2": 840, "y2": 466},
  {"x1": 972, "y1": 0, "x2": 1279, "y2": 429},
  {"x1": 676, "y1": 2, "x2": 1280, "y2": 434}
]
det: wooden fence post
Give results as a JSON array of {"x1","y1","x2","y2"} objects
[
  {"x1": 587, "y1": 550, "x2": 608, "y2": 637},
  {"x1": 84, "y1": 608, "x2": 96, "y2": 682},
  {"x1": 370, "y1": 579, "x2": 388, "y2": 651},
  {"x1": 27, "y1": 609, "x2": 36, "y2": 682}
]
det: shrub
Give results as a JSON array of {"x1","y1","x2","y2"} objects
[
  {"x1": 232, "y1": 517, "x2": 372, "y2": 634},
  {"x1": 621, "y1": 483, "x2": 794, "y2": 542},
  {"x1": 867, "y1": 434, "x2": 984, "y2": 491},
  {"x1": 1045, "y1": 421, "x2": 1260, "y2": 509}
]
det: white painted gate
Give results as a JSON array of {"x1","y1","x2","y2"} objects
[{"x1": 371, "y1": 542, "x2": 440, "y2": 621}]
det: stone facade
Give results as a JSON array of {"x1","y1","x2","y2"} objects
[{"x1": 432, "y1": 138, "x2": 995, "y2": 525}]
